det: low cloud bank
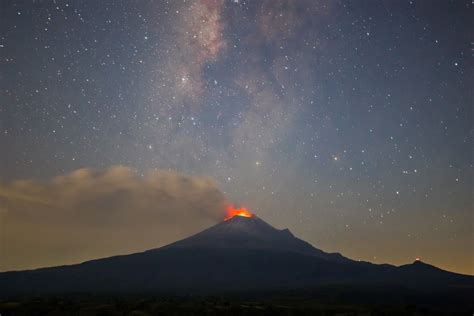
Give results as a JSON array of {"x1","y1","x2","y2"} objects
[{"x1": 0, "y1": 166, "x2": 226, "y2": 271}]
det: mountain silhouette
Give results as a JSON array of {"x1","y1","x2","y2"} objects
[
  {"x1": 164, "y1": 215, "x2": 347, "y2": 261},
  {"x1": 1, "y1": 215, "x2": 472, "y2": 296}
]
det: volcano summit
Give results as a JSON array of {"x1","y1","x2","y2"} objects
[{"x1": 0, "y1": 214, "x2": 472, "y2": 296}]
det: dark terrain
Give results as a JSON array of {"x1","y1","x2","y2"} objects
[{"x1": 1, "y1": 292, "x2": 472, "y2": 316}]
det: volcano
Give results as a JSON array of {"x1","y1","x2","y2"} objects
[
  {"x1": 0, "y1": 214, "x2": 472, "y2": 296},
  {"x1": 164, "y1": 214, "x2": 346, "y2": 262}
]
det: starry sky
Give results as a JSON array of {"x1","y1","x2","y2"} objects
[{"x1": 0, "y1": 0, "x2": 472, "y2": 274}]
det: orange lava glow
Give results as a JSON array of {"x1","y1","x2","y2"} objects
[{"x1": 224, "y1": 205, "x2": 253, "y2": 221}]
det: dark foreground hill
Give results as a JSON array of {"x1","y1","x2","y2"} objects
[
  {"x1": 1, "y1": 215, "x2": 472, "y2": 303},
  {"x1": 1, "y1": 294, "x2": 473, "y2": 316}
]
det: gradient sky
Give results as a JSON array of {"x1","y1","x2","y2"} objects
[{"x1": 0, "y1": 0, "x2": 472, "y2": 274}]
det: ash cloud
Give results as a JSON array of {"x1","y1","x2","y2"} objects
[{"x1": 0, "y1": 166, "x2": 226, "y2": 271}]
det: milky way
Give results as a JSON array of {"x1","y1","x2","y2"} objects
[{"x1": 0, "y1": 1, "x2": 472, "y2": 274}]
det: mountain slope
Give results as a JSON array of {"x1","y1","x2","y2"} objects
[
  {"x1": 0, "y1": 215, "x2": 472, "y2": 296},
  {"x1": 163, "y1": 215, "x2": 348, "y2": 261}
]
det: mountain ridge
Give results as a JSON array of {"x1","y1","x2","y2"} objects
[{"x1": 0, "y1": 214, "x2": 472, "y2": 296}]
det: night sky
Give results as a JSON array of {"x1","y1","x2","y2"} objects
[{"x1": 0, "y1": 0, "x2": 472, "y2": 275}]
